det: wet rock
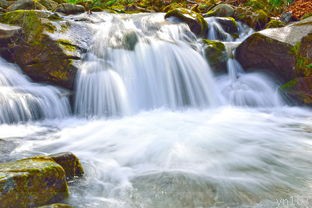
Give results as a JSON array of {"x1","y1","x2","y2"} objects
[
  {"x1": 0, "y1": 22, "x2": 21, "y2": 42},
  {"x1": 56, "y1": 3, "x2": 85, "y2": 15},
  {"x1": 205, "y1": 4, "x2": 235, "y2": 17},
  {"x1": 37, "y1": 203, "x2": 73, "y2": 208},
  {"x1": 215, "y1": 17, "x2": 238, "y2": 35},
  {"x1": 165, "y1": 8, "x2": 208, "y2": 37},
  {"x1": 50, "y1": 152, "x2": 84, "y2": 180},
  {"x1": 7, "y1": 0, "x2": 47, "y2": 11},
  {"x1": 0, "y1": 157, "x2": 68, "y2": 208},
  {"x1": 236, "y1": 17, "x2": 312, "y2": 81},
  {"x1": 202, "y1": 39, "x2": 228, "y2": 73},
  {"x1": 280, "y1": 77, "x2": 312, "y2": 105},
  {"x1": 0, "y1": 10, "x2": 89, "y2": 90}
]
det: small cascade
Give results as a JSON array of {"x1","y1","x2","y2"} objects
[
  {"x1": 0, "y1": 58, "x2": 70, "y2": 124},
  {"x1": 218, "y1": 59, "x2": 283, "y2": 107},
  {"x1": 75, "y1": 13, "x2": 221, "y2": 117}
]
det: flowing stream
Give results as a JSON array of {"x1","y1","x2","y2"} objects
[{"x1": 0, "y1": 13, "x2": 312, "y2": 208}]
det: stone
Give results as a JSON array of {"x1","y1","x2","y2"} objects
[
  {"x1": 202, "y1": 39, "x2": 228, "y2": 73},
  {"x1": 165, "y1": 8, "x2": 208, "y2": 37},
  {"x1": 55, "y1": 3, "x2": 85, "y2": 15},
  {"x1": 235, "y1": 17, "x2": 312, "y2": 81},
  {"x1": 0, "y1": 0, "x2": 10, "y2": 9},
  {"x1": 281, "y1": 77, "x2": 312, "y2": 105},
  {"x1": 0, "y1": 10, "x2": 90, "y2": 90},
  {"x1": 0, "y1": 157, "x2": 68, "y2": 208},
  {"x1": 0, "y1": 22, "x2": 21, "y2": 41},
  {"x1": 39, "y1": 0, "x2": 59, "y2": 11},
  {"x1": 49, "y1": 152, "x2": 84, "y2": 180},
  {"x1": 215, "y1": 17, "x2": 238, "y2": 35},
  {"x1": 205, "y1": 4, "x2": 235, "y2": 17},
  {"x1": 234, "y1": 7, "x2": 270, "y2": 30},
  {"x1": 265, "y1": 19, "x2": 285, "y2": 29},
  {"x1": 7, "y1": 0, "x2": 47, "y2": 11}
]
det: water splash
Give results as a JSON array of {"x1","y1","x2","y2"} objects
[{"x1": 0, "y1": 58, "x2": 70, "y2": 124}]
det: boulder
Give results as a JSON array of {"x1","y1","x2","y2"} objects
[
  {"x1": 205, "y1": 4, "x2": 235, "y2": 17},
  {"x1": 49, "y1": 152, "x2": 84, "y2": 180},
  {"x1": 56, "y1": 3, "x2": 85, "y2": 15},
  {"x1": 234, "y1": 7, "x2": 270, "y2": 30},
  {"x1": 39, "y1": 0, "x2": 59, "y2": 11},
  {"x1": 215, "y1": 17, "x2": 238, "y2": 35},
  {"x1": 202, "y1": 39, "x2": 228, "y2": 73},
  {"x1": 0, "y1": 10, "x2": 90, "y2": 90},
  {"x1": 7, "y1": 0, "x2": 47, "y2": 11},
  {"x1": 165, "y1": 8, "x2": 208, "y2": 37},
  {"x1": 236, "y1": 17, "x2": 312, "y2": 105},
  {"x1": 0, "y1": 22, "x2": 21, "y2": 42},
  {"x1": 0, "y1": 157, "x2": 68, "y2": 208},
  {"x1": 0, "y1": 0, "x2": 10, "y2": 9}
]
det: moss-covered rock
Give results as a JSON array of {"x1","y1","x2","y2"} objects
[
  {"x1": 202, "y1": 39, "x2": 228, "y2": 73},
  {"x1": 39, "y1": 0, "x2": 59, "y2": 11},
  {"x1": 205, "y1": 4, "x2": 235, "y2": 17},
  {"x1": 7, "y1": 0, "x2": 47, "y2": 11},
  {"x1": 56, "y1": 3, "x2": 85, "y2": 15},
  {"x1": 265, "y1": 19, "x2": 285, "y2": 29},
  {"x1": 165, "y1": 8, "x2": 208, "y2": 37},
  {"x1": 215, "y1": 17, "x2": 238, "y2": 35},
  {"x1": 234, "y1": 7, "x2": 270, "y2": 30},
  {"x1": 280, "y1": 77, "x2": 312, "y2": 105},
  {"x1": 49, "y1": 152, "x2": 84, "y2": 180},
  {"x1": 0, "y1": 10, "x2": 88, "y2": 90},
  {"x1": 0, "y1": 157, "x2": 68, "y2": 208}
]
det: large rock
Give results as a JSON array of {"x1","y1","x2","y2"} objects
[
  {"x1": 38, "y1": 203, "x2": 73, "y2": 208},
  {"x1": 56, "y1": 3, "x2": 85, "y2": 15},
  {"x1": 165, "y1": 8, "x2": 208, "y2": 37},
  {"x1": 205, "y1": 4, "x2": 235, "y2": 17},
  {"x1": 236, "y1": 17, "x2": 312, "y2": 105},
  {"x1": 234, "y1": 7, "x2": 270, "y2": 30},
  {"x1": 236, "y1": 17, "x2": 312, "y2": 81},
  {"x1": 7, "y1": 0, "x2": 47, "y2": 11},
  {"x1": 0, "y1": 10, "x2": 89, "y2": 90},
  {"x1": 0, "y1": 157, "x2": 68, "y2": 208},
  {"x1": 39, "y1": 0, "x2": 59, "y2": 11}
]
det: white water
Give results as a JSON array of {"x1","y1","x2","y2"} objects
[
  {"x1": 0, "y1": 58, "x2": 70, "y2": 124},
  {"x1": 0, "y1": 12, "x2": 311, "y2": 208}
]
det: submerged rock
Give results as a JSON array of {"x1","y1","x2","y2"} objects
[
  {"x1": 56, "y1": 3, "x2": 85, "y2": 15},
  {"x1": 0, "y1": 157, "x2": 68, "y2": 208},
  {"x1": 165, "y1": 8, "x2": 208, "y2": 37},
  {"x1": 0, "y1": 10, "x2": 89, "y2": 90},
  {"x1": 236, "y1": 17, "x2": 312, "y2": 105}
]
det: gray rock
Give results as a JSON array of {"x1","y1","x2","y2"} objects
[
  {"x1": 56, "y1": 3, "x2": 85, "y2": 15},
  {"x1": 7, "y1": 0, "x2": 47, "y2": 11}
]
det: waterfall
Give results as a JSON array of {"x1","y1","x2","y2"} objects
[
  {"x1": 75, "y1": 13, "x2": 222, "y2": 117},
  {"x1": 0, "y1": 58, "x2": 70, "y2": 124}
]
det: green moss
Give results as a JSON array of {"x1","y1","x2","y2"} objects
[
  {"x1": 202, "y1": 39, "x2": 228, "y2": 72},
  {"x1": 265, "y1": 19, "x2": 285, "y2": 28},
  {"x1": 291, "y1": 42, "x2": 311, "y2": 76},
  {"x1": 57, "y1": 39, "x2": 76, "y2": 52},
  {"x1": 280, "y1": 79, "x2": 298, "y2": 90},
  {"x1": 0, "y1": 10, "x2": 58, "y2": 44}
]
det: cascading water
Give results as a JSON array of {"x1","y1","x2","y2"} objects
[
  {"x1": 75, "y1": 13, "x2": 222, "y2": 117},
  {"x1": 1, "y1": 12, "x2": 312, "y2": 208},
  {"x1": 0, "y1": 58, "x2": 70, "y2": 124}
]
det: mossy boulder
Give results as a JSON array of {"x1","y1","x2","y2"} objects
[
  {"x1": 49, "y1": 152, "x2": 84, "y2": 180},
  {"x1": 0, "y1": 157, "x2": 68, "y2": 208},
  {"x1": 39, "y1": 0, "x2": 59, "y2": 11},
  {"x1": 280, "y1": 77, "x2": 312, "y2": 105},
  {"x1": 7, "y1": 0, "x2": 47, "y2": 11},
  {"x1": 234, "y1": 7, "x2": 270, "y2": 30},
  {"x1": 165, "y1": 8, "x2": 208, "y2": 37},
  {"x1": 202, "y1": 39, "x2": 228, "y2": 73},
  {"x1": 0, "y1": 10, "x2": 88, "y2": 90},
  {"x1": 236, "y1": 17, "x2": 312, "y2": 105},
  {"x1": 205, "y1": 4, "x2": 235, "y2": 17},
  {"x1": 56, "y1": 3, "x2": 85, "y2": 15}
]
